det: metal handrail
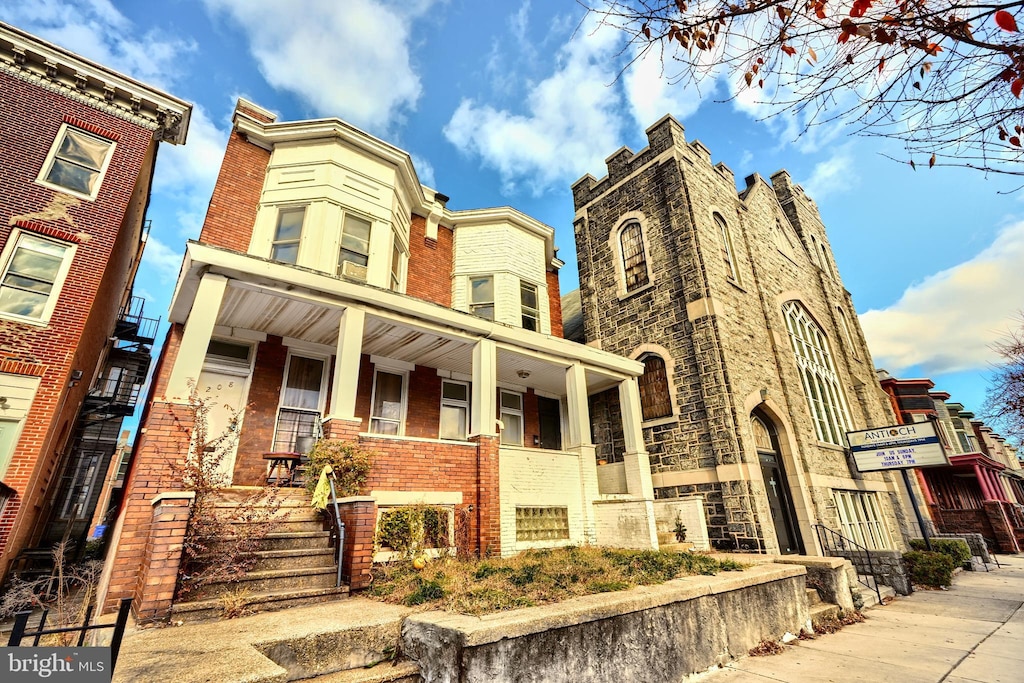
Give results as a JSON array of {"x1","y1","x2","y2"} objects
[
  {"x1": 813, "y1": 524, "x2": 883, "y2": 606},
  {"x1": 327, "y1": 472, "x2": 346, "y2": 588}
]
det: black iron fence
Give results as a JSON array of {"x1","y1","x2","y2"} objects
[
  {"x1": 813, "y1": 524, "x2": 883, "y2": 605},
  {"x1": 7, "y1": 597, "x2": 132, "y2": 671}
]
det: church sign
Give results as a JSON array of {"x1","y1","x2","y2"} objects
[{"x1": 847, "y1": 422, "x2": 949, "y2": 472}]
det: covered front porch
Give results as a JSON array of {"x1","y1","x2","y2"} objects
[{"x1": 161, "y1": 242, "x2": 658, "y2": 556}]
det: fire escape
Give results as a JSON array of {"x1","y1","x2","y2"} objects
[{"x1": 43, "y1": 295, "x2": 159, "y2": 552}]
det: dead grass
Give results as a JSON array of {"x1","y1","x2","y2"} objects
[{"x1": 368, "y1": 546, "x2": 745, "y2": 615}]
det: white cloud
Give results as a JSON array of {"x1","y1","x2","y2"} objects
[
  {"x1": 799, "y1": 146, "x2": 858, "y2": 201},
  {"x1": 860, "y1": 221, "x2": 1024, "y2": 374},
  {"x1": 443, "y1": 16, "x2": 627, "y2": 194},
  {"x1": 202, "y1": 0, "x2": 436, "y2": 134},
  {"x1": 623, "y1": 44, "x2": 711, "y2": 125},
  {"x1": 0, "y1": 0, "x2": 194, "y2": 90},
  {"x1": 140, "y1": 235, "x2": 186, "y2": 283}
]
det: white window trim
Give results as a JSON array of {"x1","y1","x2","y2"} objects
[
  {"x1": 520, "y1": 279, "x2": 540, "y2": 331},
  {"x1": 270, "y1": 205, "x2": 307, "y2": 265},
  {"x1": 610, "y1": 211, "x2": 655, "y2": 299},
  {"x1": 35, "y1": 123, "x2": 116, "y2": 201},
  {"x1": 0, "y1": 229, "x2": 78, "y2": 326},
  {"x1": 468, "y1": 275, "x2": 495, "y2": 320},
  {"x1": 0, "y1": 417, "x2": 26, "y2": 481},
  {"x1": 388, "y1": 229, "x2": 408, "y2": 293},
  {"x1": 338, "y1": 209, "x2": 375, "y2": 281},
  {"x1": 833, "y1": 490, "x2": 893, "y2": 550},
  {"x1": 499, "y1": 389, "x2": 525, "y2": 446},
  {"x1": 370, "y1": 365, "x2": 409, "y2": 436},
  {"x1": 272, "y1": 352, "x2": 329, "y2": 450},
  {"x1": 440, "y1": 379, "x2": 471, "y2": 441}
]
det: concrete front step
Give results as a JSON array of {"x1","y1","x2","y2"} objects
[
  {"x1": 170, "y1": 585, "x2": 349, "y2": 623},
  {"x1": 855, "y1": 574, "x2": 897, "y2": 609},
  {"x1": 300, "y1": 660, "x2": 420, "y2": 683},
  {"x1": 188, "y1": 566, "x2": 338, "y2": 600},
  {"x1": 809, "y1": 600, "x2": 842, "y2": 626},
  {"x1": 805, "y1": 587, "x2": 822, "y2": 606},
  {"x1": 256, "y1": 530, "x2": 333, "y2": 551},
  {"x1": 250, "y1": 547, "x2": 336, "y2": 572}
]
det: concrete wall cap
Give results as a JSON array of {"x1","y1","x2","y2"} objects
[{"x1": 150, "y1": 491, "x2": 196, "y2": 506}]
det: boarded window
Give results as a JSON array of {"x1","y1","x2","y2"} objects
[
  {"x1": 619, "y1": 222, "x2": 649, "y2": 291},
  {"x1": 638, "y1": 355, "x2": 672, "y2": 420}
]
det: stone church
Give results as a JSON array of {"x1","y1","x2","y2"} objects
[{"x1": 566, "y1": 115, "x2": 918, "y2": 554}]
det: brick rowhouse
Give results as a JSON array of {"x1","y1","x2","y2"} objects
[{"x1": 0, "y1": 22, "x2": 191, "y2": 579}]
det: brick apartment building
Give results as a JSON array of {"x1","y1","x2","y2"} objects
[
  {"x1": 0, "y1": 22, "x2": 191, "y2": 578},
  {"x1": 878, "y1": 373, "x2": 1024, "y2": 552},
  {"x1": 568, "y1": 116, "x2": 919, "y2": 556},
  {"x1": 102, "y1": 99, "x2": 659, "y2": 621}
]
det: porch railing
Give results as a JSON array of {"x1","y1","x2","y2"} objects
[
  {"x1": 813, "y1": 524, "x2": 883, "y2": 606},
  {"x1": 7, "y1": 597, "x2": 132, "y2": 672},
  {"x1": 326, "y1": 471, "x2": 346, "y2": 588}
]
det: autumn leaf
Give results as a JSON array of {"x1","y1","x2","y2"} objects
[
  {"x1": 878, "y1": 58, "x2": 885, "y2": 73},
  {"x1": 1013, "y1": 78, "x2": 1023, "y2": 98},
  {"x1": 1011, "y1": 136, "x2": 1022, "y2": 147},
  {"x1": 745, "y1": 71, "x2": 754, "y2": 86},
  {"x1": 808, "y1": 46, "x2": 818, "y2": 62},
  {"x1": 913, "y1": 81, "x2": 921, "y2": 89},
  {"x1": 642, "y1": 23, "x2": 651, "y2": 39},
  {"x1": 909, "y1": 159, "x2": 916, "y2": 170},
  {"x1": 995, "y1": 10, "x2": 1019, "y2": 32},
  {"x1": 929, "y1": 153, "x2": 936, "y2": 168},
  {"x1": 782, "y1": 44, "x2": 796, "y2": 56}
]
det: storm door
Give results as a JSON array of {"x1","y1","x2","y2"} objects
[{"x1": 752, "y1": 413, "x2": 804, "y2": 555}]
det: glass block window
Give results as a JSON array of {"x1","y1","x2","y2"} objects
[
  {"x1": 619, "y1": 221, "x2": 650, "y2": 291},
  {"x1": 515, "y1": 506, "x2": 570, "y2": 542}
]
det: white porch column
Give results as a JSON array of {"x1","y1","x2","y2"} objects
[
  {"x1": 164, "y1": 273, "x2": 227, "y2": 402},
  {"x1": 470, "y1": 339, "x2": 497, "y2": 437},
  {"x1": 618, "y1": 377, "x2": 656, "y2": 500},
  {"x1": 567, "y1": 363, "x2": 598, "y2": 544},
  {"x1": 326, "y1": 307, "x2": 365, "y2": 422}
]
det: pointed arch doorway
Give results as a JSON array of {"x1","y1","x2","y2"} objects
[{"x1": 752, "y1": 412, "x2": 804, "y2": 555}]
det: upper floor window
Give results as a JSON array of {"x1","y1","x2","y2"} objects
[
  {"x1": 715, "y1": 213, "x2": 739, "y2": 282},
  {"x1": 440, "y1": 380, "x2": 470, "y2": 440},
  {"x1": 38, "y1": 124, "x2": 115, "y2": 200},
  {"x1": 469, "y1": 276, "x2": 494, "y2": 320},
  {"x1": 520, "y1": 281, "x2": 539, "y2": 331},
  {"x1": 389, "y1": 236, "x2": 406, "y2": 292},
  {"x1": 638, "y1": 354, "x2": 673, "y2": 421},
  {"x1": 783, "y1": 301, "x2": 851, "y2": 445},
  {"x1": 271, "y1": 207, "x2": 305, "y2": 264},
  {"x1": 619, "y1": 221, "x2": 650, "y2": 292},
  {"x1": 0, "y1": 232, "x2": 76, "y2": 324},
  {"x1": 370, "y1": 367, "x2": 407, "y2": 435},
  {"x1": 339, "y1": 213, "x2": 372, "y2": 281}
]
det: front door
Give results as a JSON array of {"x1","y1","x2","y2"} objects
[
  {"x1": 752, "y1": 414, "x2": 804, "y2": 555},
  {"x1": 196, "y1": 368, "x2": 250, "y2": 484},
  {"x1": 537, "y1": 396, "x2": 562, "y2": 450}
]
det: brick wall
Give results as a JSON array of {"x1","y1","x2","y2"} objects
[
  {"x1": 197, "y1": 127, "x2": 270, "y2": 252},
  {"x1": 546, "y1": 269, "x2": 563, "y2": 338},
  {"x1": 406, "y1": 216, "x2": 453, "y2": 307},
  {"x1": 134, "y1": 493, "x2": 193, "y2": 623},
  {"x1": 232, "y1": 336, "x2": 287, "y2": 485},
  {"x1": 0, "y1": 69, "x2": 155, "y2": 570},
  {"x1": 337, "y1": 498, "x2": 376, "y2": 590},
  {"x1": 104, "y1": 401, "x2": 194, "y2": 613}
]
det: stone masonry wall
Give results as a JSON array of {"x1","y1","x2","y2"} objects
[{"x1": 572, "y1": 116, "x2": 910, "y2": 554}]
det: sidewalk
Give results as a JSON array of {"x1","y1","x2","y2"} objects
[{"x1": 701, "y1": 555, "x2": 1024, "y2": 683}]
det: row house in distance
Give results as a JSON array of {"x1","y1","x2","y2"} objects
[
  {"x1": 103, "y1": 99, "x2": 658, "y2": 620},
  {"x1": 878, "y1": 373, "x2": 1024, "y2": 552},
  {"x1": 569, "y1": 116, "x2": 919, "y2": 557},
  {"x1": 0, "y1": 22, "x2": 190, "y2": 578}
]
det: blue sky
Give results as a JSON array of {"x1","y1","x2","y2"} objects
[{"x1": 3, "y1": 0, "x2": 1022, "y2": 432}]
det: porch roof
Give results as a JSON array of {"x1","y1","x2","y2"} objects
[{"x1": 169, "y1": 241, "x2": 641, "y2": 395}]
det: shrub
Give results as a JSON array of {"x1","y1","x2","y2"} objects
[
  {"x1": 376, "y1": 505, "x2": 452, "y2": 556},
  {"x1": 304, "y1": 439, "x2": 373, "y2": 498},
  {"x1": 909, "y1": 538, "x2": 971, "y2": 568},
  {"x1": 903, "y1": 550, "x2": 955, "y2": 588}
]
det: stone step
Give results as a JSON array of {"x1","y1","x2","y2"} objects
[
  {"x1": 805, "y1": 587, "x2": 822, "y2": 606},
  {"x1": 856, "y1": 574, "x2": 897, "y2": 609},
  {"x1": 249, "y1": 547, "x2": 336, "y2": 572},
  {"x1": 169, "y1": 585, "x2": 349, "y2": 623},
  {"x1": 252, "y1": 530, "x2": 333, "y2": 551},
  {"x1": 809, "y1": 600, "x2": 842, "y2": 627},
  {"x1": 188, "y1": 566, "x2": 338, "y2": 600},
  {"x1": 301, "y1": 660, "x2": 420, "y2": 683}
]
